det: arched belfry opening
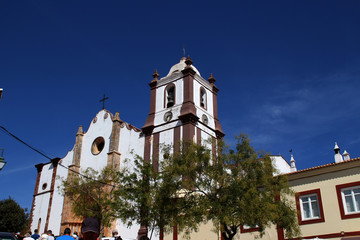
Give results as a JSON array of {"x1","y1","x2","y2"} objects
[
  {"x1": 165, "y1": 85, "x2": 175, "y2": 108},
  {"x1": 200, "y1": 87, "x2": 206, "y2": 109}
]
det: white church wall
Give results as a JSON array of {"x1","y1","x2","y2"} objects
[
  {"x1": 196, "y1": 122, "x2": 216, "y2": 139},
  {"x1": 116, "y1": 221, "x2": 140, "y2": 240},
  {"x1": 49, "y1": 151, "x2": 74, "y2": 235},
  {"x1": 118, "y1": 125, "x2": 144, "y2": 173},
  {"x1": 38, "y1": 163, "x2": 54, "y2": 194},
  {"x1": 31, "y1": 190, "x2": 51, "y2": 234},
  {"x1": 80, "y1": 110, "x2": 113, "y2": 171}
]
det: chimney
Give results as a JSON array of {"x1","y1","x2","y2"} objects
[
  {"x1": 290, "y1": 154, "x2": 297, "y2": 172},
  {"x1": 334, "y1": 142, "x2": 344, "y2": 163},
  {"x1": 342, "y1": 150, "x2": 350, "y2": 161}
]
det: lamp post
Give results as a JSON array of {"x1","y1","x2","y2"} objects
[{"x1": 0, "y1": 148, "x2": 6, "y2": 171}]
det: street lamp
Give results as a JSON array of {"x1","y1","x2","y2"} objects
[{"x1": 0, "y1": 148, "x2": 6, "y2": 170}]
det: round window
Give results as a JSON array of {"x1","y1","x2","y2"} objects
[
  {"x1": 42, "y1": 183, "x2": 47, "y2": 190},
  {"x1": 91, "y1": 137, "x2": 105, "y2": 155}
]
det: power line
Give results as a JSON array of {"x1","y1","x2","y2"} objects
[
  {"x1": 0, "y1": 125, "x2": 117, "y2": 187},
  {"x1": 0, "y1": 126, "x2": 52, "y2": 160}
]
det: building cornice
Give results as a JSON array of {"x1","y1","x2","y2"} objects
[{"x1": 286, "y1": 157, "x2": 360, "y2": 181}]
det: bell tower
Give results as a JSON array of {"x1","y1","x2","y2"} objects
[{"x1": 142, "y1": 56, "x2": 224, "y2": 168}]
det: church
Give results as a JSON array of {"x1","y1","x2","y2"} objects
[
  {"x1": 29, "y1": 57, "x2": 360, "y2": 240},
  {"x1": 29, "y1": 56, "x2": 232, "y2": 239}
]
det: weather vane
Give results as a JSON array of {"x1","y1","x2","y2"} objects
[
  {"x1": 99, "y1": 94, "x2": 109, "y2": 109},
  {"x1": 182, "y1": 45, "x2": 186, "y2": 57}
]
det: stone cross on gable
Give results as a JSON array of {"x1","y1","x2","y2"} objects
[{"x1": 100, "y1": 94, "x2": 109, "y2": 109}]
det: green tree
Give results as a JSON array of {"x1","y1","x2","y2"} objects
[
  {"x1": 0, "y1": 197, "x2": 29, "y2": 232},
  {"x1": 160, "y1": 135, "x2": 300, "y2": 240},
  {"x1": 113, "y1": 154, "x2": 183, "y2": 239},
  {"x1": 60, "y1": 166, "x2": 119, "y2": 238}
]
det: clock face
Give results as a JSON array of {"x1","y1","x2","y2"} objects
[
  {"x1": 202, "y1": 114, "x2": 208, "y2": 125},
  {"x1": 164, "y1": 111, "x2": 173, "y2": 122}
]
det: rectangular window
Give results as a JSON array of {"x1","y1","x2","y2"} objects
[
  {"x1": 336, "y1": 181, "x2": 360, "y2": 219},
  {"x1": 300, "y1": 194, "x2": 320, "y2": 220},
  {"x1": 295, "y1": 189, "x2": 325, "y2": 225}
]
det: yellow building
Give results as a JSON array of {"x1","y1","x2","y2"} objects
[{"x1": 166, "y1": 146, "x2": 360, "y2": 240}]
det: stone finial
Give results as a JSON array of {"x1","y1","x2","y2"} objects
[
  {"x1": 152, "y1": 69, "x2": 159, "y2": 81},
  {"x1": 76, "y1": 125, "x2": 84, "y2": 135},
  {"x1": 113, "y1": 112, "x2": 121, "y2": 122},
  {"x1": 290, "y1": 154, "x2": 297, "y2": 172},
  {"x1": 208, "y1": 73, "x2": 216, "y2": 84},
  {"x1": 185, "y1": 55, "x2": 193, "y2": 67}
]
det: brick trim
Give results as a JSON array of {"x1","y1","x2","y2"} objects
[
  {"x1": 196, "y1": 127, "x2": 201, "y2": 145},
  {"x1": 144, "y1": 135, "x2": 152, "y2": 162},
  {"x1": 152, "y1": 132, "x2": 160, "y2": 172}
]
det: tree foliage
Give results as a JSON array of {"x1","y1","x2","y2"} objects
[
  {"x1": 160, "y1": 135, "x2": 300, "y2": 240},
  {"x1": 60, "y1": 166, "x2": 119, "y2": 238},
  {"x1": 113, "y1": 154, "x2": 189, "y2": 238},
  {"x1": 0, "y1": 197, "x2": 29, "y2": 232}
]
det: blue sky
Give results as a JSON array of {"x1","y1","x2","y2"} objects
[{"x1": 1, "y1": 1, "x2": 360, "y2": 211}]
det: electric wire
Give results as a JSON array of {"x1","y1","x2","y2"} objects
[{"x1": 0, "y1": 125, "x2": 117, "y2": 187}]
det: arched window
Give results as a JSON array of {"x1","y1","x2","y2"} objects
[
  {"x1": 165, "y1": 84, "x2": 175, "y2": 108},
  {"x1": 200, "y1": 87, "x2": 207, "y2": 109}
]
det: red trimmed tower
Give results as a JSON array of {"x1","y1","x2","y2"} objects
[{"x1": 141, "y1": 56, "x2": 224, "y2": 238}]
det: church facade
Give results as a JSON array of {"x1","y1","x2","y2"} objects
[{"x1": 29, "y1": 57, "x2": 229, "y2": 239}]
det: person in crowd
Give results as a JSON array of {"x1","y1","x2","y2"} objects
[
  {"x1": 31, "y1": 230, "x2": 40, "y2": 240},
  {"x1": 111, "y1": 229, "x2": 122, "y2": 240},
  {"x1": 72, "y1": 232, "x2": 79, "y2": 240},
  {"x1": 39, "y1": 234, "x2": 48, "y2": 240},
  {"x1": 46, "y1": 230, "x2": 54, "y2": 240},
  {"x1": 57, "y1": 228, "x2": 73, "y2": 240},
  {"x1": 23, "y1": 233, "x2": 34, "y2": 240},
  {"x1": 80, "y1": 217, "x2": 99, "y2": 240}
]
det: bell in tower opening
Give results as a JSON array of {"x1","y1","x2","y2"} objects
[{"x1": 166, "y1": 86, "x2": 175, "y2": 108}]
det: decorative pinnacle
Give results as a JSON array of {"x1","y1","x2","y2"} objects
[
  {"x1": 208, "y1": 73, "x2": 216, "y2": 84},
  {"x1": 152, "y1": 69, "x2": 159, "y2": 80},
  {"x1": 76, "y1": 125, "x2": 84, "y2": 135},
  {"x1": 185, "y1": 55, "x2": 193, "y2": 67},
  {"x1": 114, "y1": 112, "x2": 121, "y2": 122}
]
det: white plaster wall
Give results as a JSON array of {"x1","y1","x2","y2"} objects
[
  {"x1": 200, "y1": 130, "x2": 213, "y2": 148},
  {"x1": 31, "y1": 190, "x2": 51, "y2": 233},
  {"x1": 80, "y1": 110, "x2": 113, "y2": 171},
  {"x1": 193, "y1": 79, "x2": 213, "y2": 116},
  {"x1": 158, "y1": 129, "x2": 174, "y2": 169},
  {"x1": 270, "y1": 156, "x2": 291, "y2": 175},
  {"x1": 154, "y1": 105, "x2": 182, "y2": 126},
  {"x1": 118, "y1": 125, "x2": 144, "y2": 173},
  {"x1": 196, "y1": 120, "x2": 216, "y2": 139},
  {"x1": 48, "y1": 151, "x2": 74, "y2": 235},
  {"x1": 38, "y1": 163, "x2": 54, "y2": 194}
]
